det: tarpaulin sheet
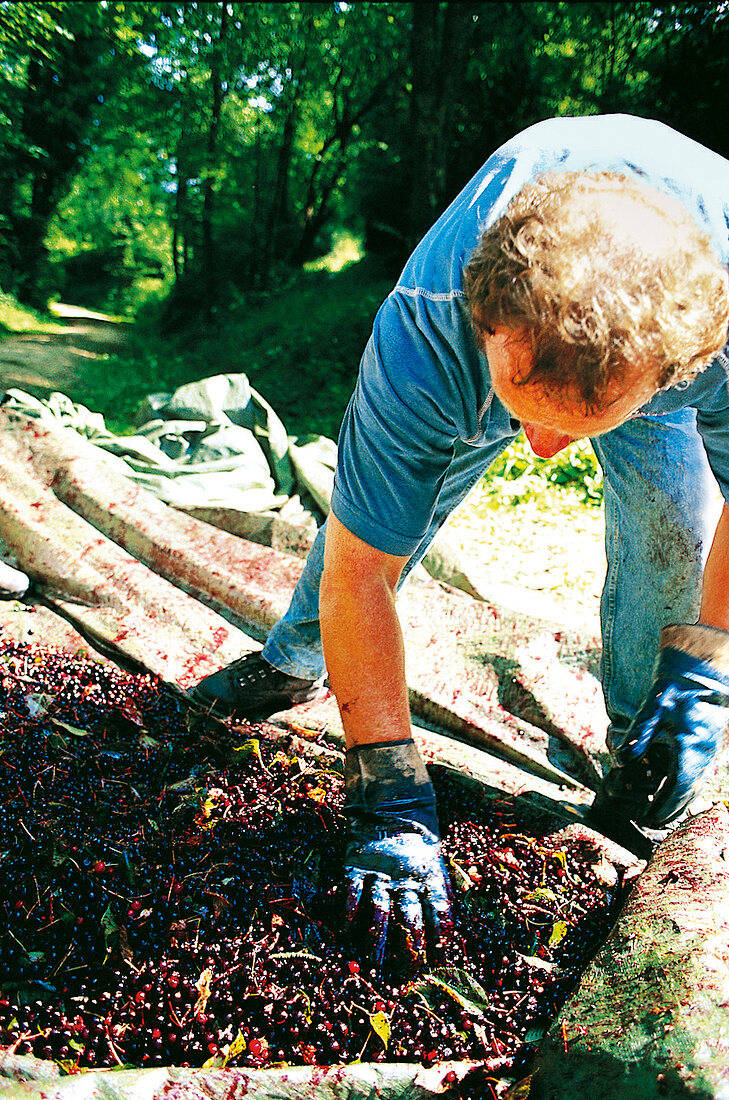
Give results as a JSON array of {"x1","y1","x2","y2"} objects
[{"x1": 1, "y1": 378, "x2": 334, "y2": 538}]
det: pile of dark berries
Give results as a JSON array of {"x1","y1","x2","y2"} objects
[{"x1": 0, "y1": 640, "x2": 623, "y2": 1082}]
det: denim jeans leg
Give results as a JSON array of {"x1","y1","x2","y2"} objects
[
  {"x1": 592, "y1": 408, "x2": 722, "y2": 753},
  {"x1": 262, "y1": 433, "x2": 516, "y2": 679},
  {"x1": 262, "y1": 522, "x2": 329, "y2": 680}
]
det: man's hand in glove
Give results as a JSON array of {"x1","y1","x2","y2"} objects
[
  {"x1": 592, "y1": 624, "x2": 729, "y2": 830},
  {"x1": 343, "y1": 738, "x2": 453, "y2": 968}
]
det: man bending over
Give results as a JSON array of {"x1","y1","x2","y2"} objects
[{"x1": 193, "y1": 115, "x2": 729, "y2": 962}]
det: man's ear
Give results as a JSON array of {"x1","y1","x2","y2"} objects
[{"x1": 503, "y1": 327, "x2": 536, "y2": 386}]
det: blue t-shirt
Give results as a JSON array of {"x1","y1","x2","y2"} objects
[{"x1": 330, "y1": 114, "x2": 729, "y2": 557}]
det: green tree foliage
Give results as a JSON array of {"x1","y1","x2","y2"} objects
[
  {"x1": 0, "y1": 2, "x2": 151, "y2": 303},
  {"x1": 1, "y1": 1, "x2": 728, "y2": 313},
  {"x1": 647, "y1": 3, "x2": 729, "y2": 157},
  {"x1": 146, "y1": 2, "x2": 406, "y2": 308}
]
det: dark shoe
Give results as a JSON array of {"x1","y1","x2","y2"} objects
[
  {"x1": 586, "y1": 795, "x2": 655, "y2": 861},
  {"x1": 588, "y1": 754, "x2": 689, "y2": 861},
  {"x1": 189, "y1": 652, "x2": 320, "y2": 719}
]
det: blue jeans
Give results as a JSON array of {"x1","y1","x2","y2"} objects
[{"x1": 263, "y1": 407, "x2": 720, "y2": 751}]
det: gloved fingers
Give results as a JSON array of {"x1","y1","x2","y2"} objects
[
  {"x1": 613, "y1": 737, "x2": 694, "y2": 828},
  {"x1": 442, "y1": 858, "x2": 455, "y2": 904},
  {"x1": 344, "y1": 869, "x2": 365, "y2": 922},
  {"x1": 393, "y1": 886, "x2": 426, "y2": 962},
  {"x1": 595, "y1": 744, "x2": 680, "y2": 831},
  {"x1": 642, "y1": 779, "x2": 690, "y2": 828},
  {"x1": 370, "y1": 876, "x2": 392, "y2": 967},
  {"x1": 597, "y1": 648, "x2": 729, "y2": 833},
  {"x1": 618, "y1": 706, "x2": 664, "y2": 763},
  {"x1": 641, "y1": 737, "x2": 696, "y2": 827},
  {"x1": 422, "y1": 875, "x2": 455, "y2": 952},
  {"x1": 600, "y1": 749, "x2": 669, "y2": 825}
]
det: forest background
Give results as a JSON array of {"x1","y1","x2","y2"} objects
[{"x1": 1, "y1": 1, "x2": 728, "y2": 622}]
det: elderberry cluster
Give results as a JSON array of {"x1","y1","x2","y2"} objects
[{"x1": 0, "y1": 641, "x2": 620, "y2": 1082}]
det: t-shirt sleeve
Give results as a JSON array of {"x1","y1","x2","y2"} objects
[
  {"x1": 696, "y1": 355, "x2": 729, "y2": 503},
  {"x1": 330, "y1": 290, "x2": 472, "y2": 558}
]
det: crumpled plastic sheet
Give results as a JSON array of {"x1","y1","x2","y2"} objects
[{"x1": 1, "y1": 376, "x2": 335, "y2": 519}]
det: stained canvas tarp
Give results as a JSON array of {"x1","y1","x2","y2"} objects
[
  {"x1": 1, "y1": 377, "x2": 334, "y2": 545},
  {"x1": 0, "y1": 377, "x2": 487, "y2": 592}
]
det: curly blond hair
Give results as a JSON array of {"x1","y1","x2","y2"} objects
[{"x1": 464, "y1": 171, "x2": 729, "y2": 410}]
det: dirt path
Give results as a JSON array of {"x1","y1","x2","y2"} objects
[{"x1": 0, "y1": 303, "x2": 130, "y2": 396}]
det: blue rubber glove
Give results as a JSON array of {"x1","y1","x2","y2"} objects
[
  {"x1": 594, "y1": 624, "x2": 729, "y2": 829},
  {"x1": 343, "y1": 738, "x2": 453, "y2": 967}
]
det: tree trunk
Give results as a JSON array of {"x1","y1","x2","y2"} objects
[
  {"x1": 10, "y1": 15, "x2": 118, "y2": 304},
  {"x1": 289, "y1": 65, "x2": 393, "y2": 267},
  {"x1": 531, "y1": 803, "x2": 729, "y2": 1099},
  {"x1": 290, "y1": 155, "x2": 344, "y2": 267},
  {"x1": 406, "y1": 2, "x2": 442, "y2": 251},
  {"x1": 247, "y1": 116, "x2": 265, "y2": 288},
  {"x1": 171, "y1": 156, "x2": 188, "y2": 282},
  {"x1": 200, "y1": 1, "x2": 229, "y2": 315},
  {"x1": 406, "y1": 1, "x2": 477, "y2": 253},
  {"x1": 259, "y1": 18, "x2": 313, "y2": 285}
]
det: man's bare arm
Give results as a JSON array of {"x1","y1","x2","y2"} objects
[
  {"x1": 700, "y1": 501, "x2": 729, "y2": 630},
  {"x1": 321, "y1": 513, "x2": 453, "y2": 959},
  {"x1": 699, "y1": 503, "x2": 729, "y2": 633},
  {"x1": 319, "y1": 512, "x2": 411, "y2": 747}
]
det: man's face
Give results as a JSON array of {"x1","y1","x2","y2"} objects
[{"x1": 483, "y1": 326, "x2": 658, "y2": 458}]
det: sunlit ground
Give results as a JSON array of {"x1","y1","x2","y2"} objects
[
  {"x1": 0, "y1": 292, "x2": 62, "y2": 334},
  {"x1": 448, "y1": 482, "x2": 605, "y2": 634},
  {"x1": 303, "y1": 230, "x2": 364, "y2": 273}
]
